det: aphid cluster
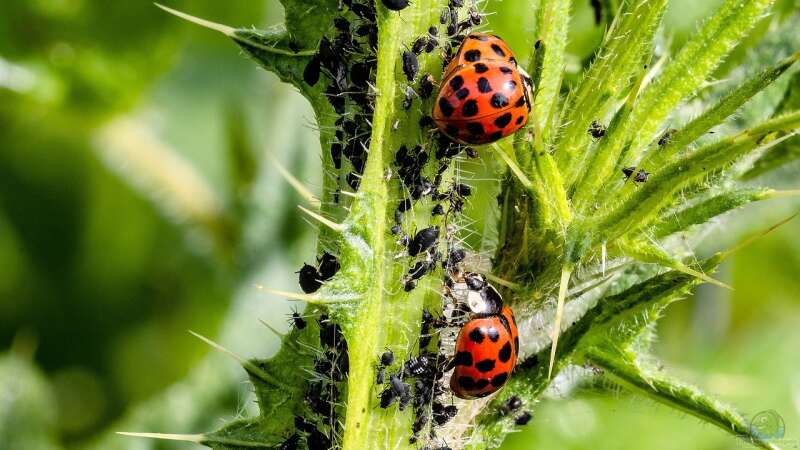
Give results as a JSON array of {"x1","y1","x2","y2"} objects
[
  {"x1": 284, "y1": 314, "x2": 350, "y2": 449},
  {"x1": 304, "y1": 0, "x2": 381, "y2": 192},
  {"x1": 297, "y1": 251, "x2": 341, "y2": 294},
  {"x1": 588, "y1": 120, "x2": 606, "y2": 139},
  {"x1": 622, "y1": 166, "x2": 650, "y2": 183},
  {"x1": 498, "y1": 395, "x2": 533, "y2": 426}
]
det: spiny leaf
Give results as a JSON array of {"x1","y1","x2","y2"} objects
[
  {"x1": 592, "y1": 110, "x2": 800, "y2": 245},
  {"x1": 625, "y1": 0, "x2": 777, "y2": 157},
  {"x1": 571, "y1": 0, "x2": 777, "y2": 214},
  {"x1": 614, "y1": 239, "x2": 731, "y2": 289},
  {"x1": 531, "y1": 0, "x2": 571, "y2": 144},
  {"x1": 652, "y1": 187, "x2": 774, "y2": 237},
  {"x1": 743, "y1": 69, "x2": 800, "y2": 178},
  {"x1": 555, "y1": 0, "x2": 667, "y2": 183},
  {"x1": 585, "y1": 348, "x2": 781, "y2": 450},
  {"x1": 635, "y1": 50, "x2": 800, "y2": 175}
]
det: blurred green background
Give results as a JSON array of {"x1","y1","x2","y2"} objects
[{"x1": 0, "y1": 1, "x2": 798, "y2": 449}]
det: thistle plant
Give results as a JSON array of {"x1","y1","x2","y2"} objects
[{"x1": 125, "y1": 0, "x2": 800, "y2": 449}]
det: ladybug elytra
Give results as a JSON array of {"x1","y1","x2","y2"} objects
[
  {"x1": 434, "y1": 33, "x2": 532, "y2": 145},
  {"x1": 446, "y1": 272, "x2": 519, "y2": 399}
]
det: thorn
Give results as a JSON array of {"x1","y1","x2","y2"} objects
[
  {"x1": 154, "y1": 3, "x2": 235, "y2": 35},
  {"x1": 117, "y1": 431, "x2": 204, "y2": 443},
  {"x1": 491, "y1": 143, "x2": 534, "y2": 189},
  {"x1": 721, "y1": 212, "x2": 799, "y2": 260},
  {"x1": 298, "y1": 205, "x2": 345, "y2": 232},
  {"x1": 188, "y1": 331, "x2": 293, "y2": 390},
  {"x1": 601, "y1": 242, "x2": 607, "y2": 277},
  {"x1": 268, "y1": 155, "x2": 320, "y2": 207},
  {"x1": 672, "y1": 263, "x2": 733, "y2": 290},
  {"x1": 258, "y1": 319, "x2": 313, "y2": 356},
  {"x1": 338, "y1": 190, "x2": 360, "y2": 198},
  {"x1": 154, "y1": 3, "x2": 316, "y2": 56},
  {"x1": 482, "y1": 272, "x2": 522, "y2": 291},
  {"x1": 765, "y1": 189, "x2": 800, "y2": 200},
  {"x1": 548, "y1": 266, "x2": 572, "y2": 379},
  {"x1": 256, "y1": 285, "x2": 358, "y2": 304},
  {"x1": 258, "y1": 319, "x2": 285, "y2": 338}
]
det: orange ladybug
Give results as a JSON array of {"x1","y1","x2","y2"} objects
[
  {"x1": 433, "y1": 33, "x2": 532, "y2": 145},
  {"x1": 451, "y1": 305, "x2": 519, "y2": 399}
]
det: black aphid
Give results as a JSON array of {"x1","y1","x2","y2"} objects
[
  {"x1": 419, "y1": 74, "x2": 435, "y2": 98},
  {"x1": 408, "y1": 227, "x2": 440, "y2": 256},
  {"x1": 318, "y1": 252, "x2": 340, "y2": 280},
  {"x1": 588, "y1": 120, "x2": 606, "y2": 139},
  {"x1": 515, "y1": 411, "x2": 533, "y2": 426},
  {"x1": 298, "y1": 263, "x2": 322, "y2": 293},
  {"x1": 382, "y1": 0, "x2": 410, "y2": 11},
  {"x1": 402, "y1": 51, "x2": 419, "y2": 81},
  {"x1": 499, "y1": 395, "x2": 523, "y2": 416},
  {"x1": 622, "y1": 166, "x2": 650, "y2": 183},
  {"x1": 403, "y1": 86, "x2": 416, "y2": 110}
]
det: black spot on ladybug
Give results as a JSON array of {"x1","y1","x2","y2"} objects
[
  {"x1": 468, "y1": 327, "x2": 485, "y2": 343},
  {"x1": 491, "y1": 93, "x2": 509, "y2": 108},
  {"x1": 439, "y1": 97, "x2": 455, "y2": 117},
  {"x1": 462, "y1": 99, "x2": 479, "y2": 117},
  {"x1": 454, "y1": 351, "x2": 473, "y2": 367},
  {"x1": 491, "y1": 372, "x2": 508, "y2": 387},
  {"x1": 499, "y1": 66, "x2": 513, "y2": 74},
  {"x1": 509, "y1": 56, "x2": 517, "y2": 66},
  {"x1": 514, "y1": 335, "x2": 520, "y2": 354},
  {"x1": 491, "y1": 43, "x2": 506, "y2": 57},
  {"x1": 486, "y1": 327, "x2": 500, "y2": 342},
  {"x1": 476, "y1": 359, "x2": 496, "y2": 372},
  {"x1": 466, "y1": 122, "x2": 484, "y2": 135},
  {"x1": 515, "y1": 116, "x2": 524, "y2": 125},
  {"x1": 455, "y1": 87, "x2": 470, "y2": 100},
  {"x1": 488, "y1": 131, "x2": 503, "y2": 141},
  {"x1": 504, "y1": 80, "x2": 517, "y2": 92},
  {"x1": 458, "y1": 376, "x2": 476, "y2": 389},
  {"x1": 474, "y1": 62, "x2": 489, "y2": 73},
  {"x1": 449, "y1": 74, "x2": 464, "y2": 90},
  {"x1": 464, "y1": 49, "x2": 481, "y2": 62},
  {"x1": 474, "y1": 378, "x2": 490, "y2": 389},
  {"x1": 494, "y1": 112, "x2": 513, "y2": 128},
  {"x1": 498, "y1": 341, "x2": 512, "y2": 362},
  {"x1": 445, "y1": 124, "x2": 459, "y2": 136},
  {"x1": 515, "y1": 97, "x2": 526, "y2": 107},
  {"x1": 477, "y1": 77, "x2": 492, "y2": 93}
]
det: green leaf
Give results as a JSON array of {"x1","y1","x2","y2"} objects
[
  {"x1": 278, "y1": 0, "x2": 339, "y2": 45},
  {"x1": 585, "y1": 349, "x2": 781, "y2": 450},
  {"x1": 554, "y1": 0, "x2": 667, "y2": 184},
  {"x1": 625, "y1": 0, "x2": 777, "y2": 157},
  {"x1": 652, "y1": 187, "x2": 773, "y2": 237},
  {"x1": 743, "y1": 69, "x2": 800, "y2": 178},
  {"x1": 530, "y1": 0, "x2": 571, "y2": 144},
  {"x1": 640, "y1": 50, "x2": 800, "y2": 172},
  {"x1": 570, "y1": 0, "x2": 776, "y2": 213},
  {"x1": 592, "y1": 110, "x2": 800, "y2": 244}
]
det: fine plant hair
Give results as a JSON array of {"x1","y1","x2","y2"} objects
[{"x1": 119, "y1": 1, "x2": 800, "y2": 449}]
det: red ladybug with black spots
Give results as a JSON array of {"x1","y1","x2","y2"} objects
[
  {"x1": 446, "y1": 273, "x2": 519, "y2": 399},
  {"x1": 434, "y1": 33, "x2": 532, "y2": 145}
]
